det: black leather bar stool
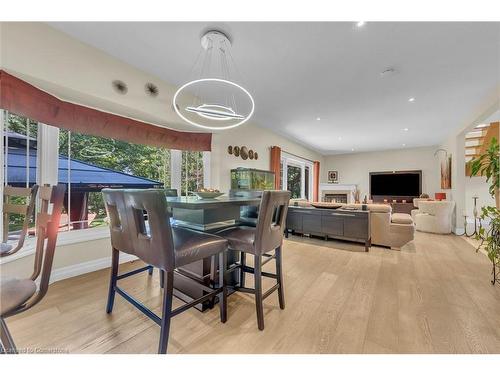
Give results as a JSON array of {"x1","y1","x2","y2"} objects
[
  {"x1": 148, "y1": 188, "x2": 178, "y2": 281},
  {"x1": 217, "y1": 190, "x2": 291, "y2": 330},
  {"x1": 102, "y1": 189, "x2": 228, "y2": 354},
  {"x1": 0, "y1": 185, "x2": 66, "y2": 354}
]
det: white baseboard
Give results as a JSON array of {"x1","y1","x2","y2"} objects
[{"x1": 49, "y1": 253, "x2": 138, "y2": 285}]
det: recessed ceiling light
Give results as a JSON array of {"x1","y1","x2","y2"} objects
[
  {"x1": 408, "y1": 97, "x2": 416, "y2": 102},
  {"x1": 316, "y1": 117, "x2": 321, "y2": 121},
  {"x1": 403, "y1": 128, "x2": 409, "y2": 131},
  {"x1": 351, "y1": 148, "x2": 355, "y2": 152},
  {"x1": 402, "y1": 143, "x2": 406, "y2": 147},
  {"x1": 356, "y1": 21, "x2": 366, "y2": 28},
  {"x1": 338, "y1": 136, "x2": 342, "y2": 140}
]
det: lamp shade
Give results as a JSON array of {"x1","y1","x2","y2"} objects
[{"x1": 435, "y1": 192, "x2": 447, "y2": 201}]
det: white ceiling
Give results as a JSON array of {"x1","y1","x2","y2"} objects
[{"x1": 49, "y1": 22, "x2": 500, "y2": 154}]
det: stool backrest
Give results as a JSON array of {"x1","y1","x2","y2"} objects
[
  {"x1": 1, "y1": 185, "x2": 39, "y2": 257},
  {"x1": 254, "y1": 190, "x2": 291, "y2": 254},
  {"x1": 25, "y1": 184, "x2": 65, "y2": 309},
  {"x1": 102, "y1": 189, "x2": 132, "y2": 254},
  {"x1": 123, "y1": 189, "x2": 175, "y2": 272}
]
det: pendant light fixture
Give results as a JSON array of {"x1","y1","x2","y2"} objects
[{"x1": 173, "y1": 30, "x2": 254, "y2": 130}]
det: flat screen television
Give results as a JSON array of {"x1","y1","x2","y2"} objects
[{"x1": 369, "y1": 170, "x2": 422, "y2": 198}]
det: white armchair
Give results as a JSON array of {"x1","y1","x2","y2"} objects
[{"x1": 414, "y1": 201, "x2": 455, "y2": 234}]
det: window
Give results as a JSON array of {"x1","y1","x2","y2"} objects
[
  {"x1": 287, "y1": 164, "x2": 302, "y2": 199},
  {"x1": 181, "y1": 151, "x2": 204, "y2": 196},
  {"x1": 2, "y1": 112, "x2": 38, "y2": 237},
  {"x1": 280, "y1": 152, "x2": 314, "y2": 200},
  {"x1": 57, "y1": 129, "x2": 210, "y2": 231},
  {"x1": 58, "y1": 129, "x2": 170, "y2": 231}
]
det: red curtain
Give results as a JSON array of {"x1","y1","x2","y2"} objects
[
  {"x1": 313, "y1": 161, "x2": 320, "y2": 202},
  {"x1": 0, "y1": 70, "x2": 211, "y2": 151},
  {"x1": 270, "y1": 146, "x2": 281, "y2": 189}
]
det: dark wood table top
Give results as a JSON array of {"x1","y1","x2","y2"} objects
[{"x1": 166, "y1": 196, "x2": 261, "y2": 209}]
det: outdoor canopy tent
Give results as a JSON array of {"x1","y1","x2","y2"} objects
[
  {"x1": 6, "y1": 147, "x2": 162, "y2": 191},
  {"x1": 4, "y1": 132, "x2": 162, "y2": 228}
]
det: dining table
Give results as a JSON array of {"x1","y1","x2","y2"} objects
[{"x1": 166, "y1": 195, "x2": 261, "y2": 311}]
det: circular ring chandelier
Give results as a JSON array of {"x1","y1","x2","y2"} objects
[{"x1": 173, "y1": 30, "x2": 254, "y2": 130}]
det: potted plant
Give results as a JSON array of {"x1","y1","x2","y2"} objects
[
  {"x1": 470, "y1": 137, "x2": 500, "y2": 285},
  {"x1": 470, "y1": 137, "x2": 499, "y2": 209}
]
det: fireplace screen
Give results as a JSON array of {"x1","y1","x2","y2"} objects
[{"x1": 323, "y1": 193, "x2": 348, "y2": 203}]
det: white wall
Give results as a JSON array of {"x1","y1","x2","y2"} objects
[
  {"x1": 438, "y1": 105, "x2": 499, "y2": 232},
  {"x1": 211, "y1": 126, "x2": 323, "y2": 193},
  {"x1": 465, "y1": 176, "x2": 496, "y2": 217},
  {"x1": 322, "y1": 146, "x2": 441, "y2": 201}
]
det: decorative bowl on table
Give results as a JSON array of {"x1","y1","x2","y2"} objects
[
  {"x1": 193, "y1": 189, "x2": 224, "y2": 199},
  {"x1": 310, "y1": 202, "x2": 343, "y2": 209}
]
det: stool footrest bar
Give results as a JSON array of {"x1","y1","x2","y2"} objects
[
  {"x1": 115, "y1": 286, "x2": 162, "y2": 325},
  {"x1": 171, "y1": 288, "x2": 222, "y2": 317},
  {"x1": 262, "y1": 284, "x2": 280, "y2": 300},
  {"x1": 261, "y1": 255, "x2": 276, "y2": 266},
  {"x1": 117, "y1": 265, "x2": 153, "y2": 280}
]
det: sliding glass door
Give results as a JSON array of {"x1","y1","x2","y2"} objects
[{"x1": 280, "y1": 153, "x2": 313, "y2": 200}]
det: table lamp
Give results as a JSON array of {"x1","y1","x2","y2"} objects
[{"x1": 435, "y1": 192, "x2": 446, "y2": 201}]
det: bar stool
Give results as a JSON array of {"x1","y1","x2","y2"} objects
[
  {"x1": 148, "y1": 188, "x2": 178, "y2": 281},
  {"x1": 102, "y1": 189, "x2": 228, "y2": 354},
  {"x1": 0, "y1": 185, "x2": 66, "y2": 354},
  {"x1": 217, "y1": 190, "x2": 291, "y2": 330}
]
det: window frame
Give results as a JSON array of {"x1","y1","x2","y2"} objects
[{"x1": 280, "y1": 152, "x2": 314, "y2": 200}]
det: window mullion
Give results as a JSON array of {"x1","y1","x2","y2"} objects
[
  {"x1": 282, "y1": 158, "x2": 288, "y2": 191},
  {"x1": 37, "y1": 123, "x2": 59, "y2": 186},
  {"x1": 170, "y1": 150, "x2": 182, "y2": 193},
  {"x1": 300, "y1": 163, "x2": 305, "y2": 199},
  {"x1": 202, "y1": 151, "x2": 211, "y2": 188},
  {"x1": 0, "y1": 110, "x2": 5, "y2": 241}
]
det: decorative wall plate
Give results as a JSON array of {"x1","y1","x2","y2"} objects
[
  {"x1": 254, "y1": 152, "x2": 258, "y2": 160},
  {"x1": 249, "y1": 149, "x2": 254, "y2": 159},
  {"x1": 228, "y1": 145, "x2": 233, "y2": 155},
  {"x1": 240, "y1": 146, "x2": 249, "y2": 160},
  {"x1": 234, "y1": 146, "x2": 240, "y2": 157}
]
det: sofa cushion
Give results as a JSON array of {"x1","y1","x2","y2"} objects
[
  {"x1": 368, "y1": 204, "x2": 392, "y2": 213},
  {"x1": 391, "y1": 213, "x2": 413, "y2": 225}
]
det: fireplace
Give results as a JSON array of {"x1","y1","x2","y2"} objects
[
  {"x1": 323, "y1": 193, "x2": 348, "y2": 203},
  {"x1": 319, "y1": 183, "x2": 357, "y2": 204}
]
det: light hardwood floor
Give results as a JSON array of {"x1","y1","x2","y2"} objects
[{"x1": 5, "y1": 232, "x2": 500, "y2": 353}]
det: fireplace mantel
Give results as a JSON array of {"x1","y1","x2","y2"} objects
[{"x1": 319, "y1": 183, "x2": 357, "y2": 203}]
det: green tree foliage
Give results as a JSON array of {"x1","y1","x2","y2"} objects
[
  {"x1": 287, "y1": 165, "x2": 301, "y2": 199},
  {"x1": 181, "y1": 150, "x2": 204, "y2": 196}
]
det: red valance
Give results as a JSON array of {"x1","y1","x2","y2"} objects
[{"x1": 0, "y1": 70, "x2": 211, "y2": 151}]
